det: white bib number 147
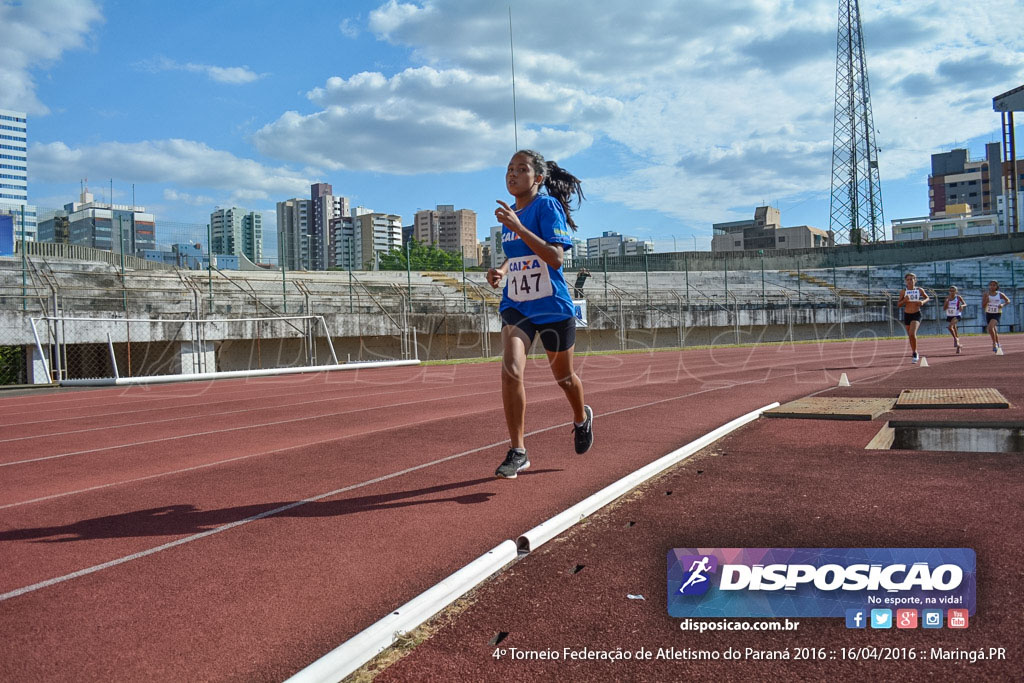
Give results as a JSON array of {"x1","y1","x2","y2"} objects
[{"x1": 507, "y1": 255, "x2": 553, "y2": 302}]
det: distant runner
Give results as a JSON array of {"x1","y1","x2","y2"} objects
[
  {"x1": 897, "y1": 273, "x2": 930, "y2": 364},
  {"x1": 943, "y1": 285, "x2": 966, "y2": 354},
  {"x1": 487, "y1": 149, "x2": 594, "y2": 479},
  {"x1": 982, "y1": 280, "x2": 1011, "y2": 353}
]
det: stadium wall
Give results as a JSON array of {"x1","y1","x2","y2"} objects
[{"x1": 573, "y1": 233, "x2": 1024, "y2": 272}]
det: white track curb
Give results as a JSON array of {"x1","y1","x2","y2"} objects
[
  {"x1": 285, "y1": 540, "x2": 518, "y2": 683},
  {"x1": 516, "y1": 401, "x2": 779, "y2": 552},
  {"x1": 287, "y1": 402, "x2": 778, "y2": 682},
  {"x1": 58, "y1": 360, "x2": 420, "y2": 386}
]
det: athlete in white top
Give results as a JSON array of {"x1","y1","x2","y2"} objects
[
  {"x1": 943, "y1": 286, "x2": 966, "y2": 354},
  {"x1": 981, "y1": 280, "x2": 1011, "y2": 353},
  {"x1": 897, "y1": 273, "x2": 930, "y2": 363}
]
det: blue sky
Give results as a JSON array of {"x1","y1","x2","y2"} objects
[{"x1": 4, "y1": 0, "x2": 1023, "y2": 262}]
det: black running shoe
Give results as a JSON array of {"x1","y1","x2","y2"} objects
[
  {"x1": 573, "y1": 405, "x2": 594, "y2": 454},
  {"x1": 495, "y1": 449, "x2": 530, "y2": 479}
]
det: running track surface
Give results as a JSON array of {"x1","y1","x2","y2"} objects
[
  {"x1": 0, "y1": 334, "x2": 1019, "y2": 681},
  {"x1": 381, "y1": 337, "x2": 1024, "y2": 681}
]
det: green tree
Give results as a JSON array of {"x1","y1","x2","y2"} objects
[{"x1": 378, "y1": 240, "x2": 464, "y2": 271}]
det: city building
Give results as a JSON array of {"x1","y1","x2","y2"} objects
[
  {"x1": 585, "y1": 231, "x2": 654, "y2": 259},
  {"x1": 623, "y1": 237, "x2": 655, "y2": 256},
  {"x1": 563, "y1": 237, "x2": 586, "y2": 267},
  {"x1": 0, "y1": 107, "x2": 36, "y2": 242},
  {"x1": 0, "y1": 214, "x2": 12, "y2": 255},
  {"x1": 996, "y1": 190, "x2": 1024, "y2": 232},
  {"x1": 711, "y1": 206, "x2": 833, "y2": 252},
  {"x1": 276, "y1": 198, "x2": 310, "y2": 270},
  {"x1": 63, "y1": 186, "x2": 156, "y2": 254},
  {"x1": 37, "y1": 211, "x2": 70, "y2": 243},
  {"x1": 891, "y1": 204, "x2": 1001, "y2": 242},
  {"x1": 929, "y1": 145, "x2": 1001, "y2": 218},
  {"x1": 310, "y1": 183, "x2": 349, "y2": 270},
  {"x1": 487, "y1": 225, "x2": 505, "y2": 268},
  {"x1": 330, "y1": 206, "x2": 371, "y2": 269},
  {"x1": 356, "y1": 212, "x2": 402, "y2": 269},
  {"x1": 330, "y1": 207, "x2": 401, "y2": 269},
  {"x1": 413, "y1": 204, "x2": 478, "y2": 265},
  {"x1": 142, "y1": 243, "x2": 207, "y2": 269},
  {"x1": 210, "y1": 207, "x2": 262, "y2": 263}
]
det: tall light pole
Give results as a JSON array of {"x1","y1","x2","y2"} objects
[
  {"x1": 281, "y1": 228, "x2": 288, "y2": 313},
  {"x1": 207, "y1": 222, "x2": 213, "y2": 311},
  {"x1": 406, "y1": 239, "x2": 412, "y2": 311}
]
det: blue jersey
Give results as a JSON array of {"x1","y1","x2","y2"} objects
[{"x1": 499, "y1": 194, "x2": 574, "y2": 323}]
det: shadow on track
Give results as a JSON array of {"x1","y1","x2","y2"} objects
[{"x1": 0, "y1": 470, "x2": 561, "y2": 543}]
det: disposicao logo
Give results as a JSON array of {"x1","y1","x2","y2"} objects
[
  {"x1": 675, "y1": 555, "x2": 718, "y2": 596},
  {"x1": 667, "y1": 548, "x2": 976, "y2": 618}
]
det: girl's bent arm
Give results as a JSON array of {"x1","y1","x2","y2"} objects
[{"x1": 495, "y1": 200, "x2": 565, "y2": 270}]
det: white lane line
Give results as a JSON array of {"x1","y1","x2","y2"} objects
[
  {"x1": 0, "y1": 405, "x2": 515, "y2": 511},
  {"x1": 0, "y1": 376, "x2": 793, "y2": 600},
  {"x1": 0, "y1": 383, "x2": 500, "y2": 445},
  {"x1": 286, "y1": 403, "x2": 778, "y2": 683},
  {"x1": 0, "y1": 386, "x2": 501, "y2": 468},
  {"x1": 0, "y1": 350, "x2": 702, "y2": 428},
  {"x1": 0, "y1": 373, "x2": 458, "y2": 424},
  {"x1": 0, "y1": 364, "x2": 425, "y2": 416},
  {"x1": 0, "y1": 352, "x2": 739, "y2": 461},
  {"x1": 0, "y1": 437, "x2": 511, "y2": 603}
]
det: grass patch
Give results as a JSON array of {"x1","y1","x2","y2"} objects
[{"x1": 415, "y1": 332, "x2": 985, "y2": 367}]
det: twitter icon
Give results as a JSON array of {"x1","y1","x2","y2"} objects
[{"x1": 870, "y1": 609, "x2": 892, "y2": 629}]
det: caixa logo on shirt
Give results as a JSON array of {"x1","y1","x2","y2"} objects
[{"x1": 667, "y1": 548, "x2": 975, "y2": 618}]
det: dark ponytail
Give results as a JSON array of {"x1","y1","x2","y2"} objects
[{"x1": 517, "y1": 149, "x2": 585, "y2": 230}]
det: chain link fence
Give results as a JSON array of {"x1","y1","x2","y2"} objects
[{"x1": 1, "y1": 247, "x2": 1021, "y2": 385}]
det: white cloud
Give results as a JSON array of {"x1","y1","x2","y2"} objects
[
  {"x1": 253, "y1": 66, "x2": 618, "y2": 173},
  {"x1": 163, "y1": 189, "x2": 215, "y2": 206},
  {"x1": 339, "y1": 18, "x2": 360, "y2": 38},
  {"x1": 137, "y1": 57, "x2": 266, "y2": 84},
  {"x1": 30, "y1": 139, "x2": 313, "y2": 200},
  {"x1": 352, "y1": 0, "x2": 1024, "y2": 223},
  {"x1": 0, "y1": 0, "x2": 103, "y2": 113}
]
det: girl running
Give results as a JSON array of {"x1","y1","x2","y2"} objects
[
  {"x1": 982, "y1": 280, "x2": 1011, "y2": 353},
  {"x1": 897, "y1": 272, "x2": 930, "y2": 364},
  {"x1": 486, "y1": 150, "x2": 594, "y2": 479},
  {"x1": 943, "y1": 285, "x2": 966, "y2": 354}
]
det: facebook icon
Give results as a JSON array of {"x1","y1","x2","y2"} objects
[{"x1": 845, "y1": 608, "x2": 867, "y2": 629}]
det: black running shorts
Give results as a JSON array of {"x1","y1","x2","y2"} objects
[
  {"x1": 903, "y1": 311, "x2": 922, "y2": 326},
  {"x1": 501, "y1": 307, "x2": 576, "y2": 353}
]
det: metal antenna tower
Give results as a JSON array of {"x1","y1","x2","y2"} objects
[{"x1": 829, "y1": 0, "x2": 884, "y2": 243}]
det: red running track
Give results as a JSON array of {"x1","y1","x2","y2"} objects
[{"x1": 0, "y1": 335, "x2": 1015, "y2": 681}]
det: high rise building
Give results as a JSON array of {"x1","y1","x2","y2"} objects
[
  {"x1": 413, "y1": 204, "x2": 477, "y2": 265},
  {"x1": 310, "y1": 183, "x2": 349, "y2": 270},
  {"x1": 37, "y1": 211, "x2": 70, "y2": 243},
  {"x1": 487, "y1": 225, "x2": 505, "y2": 268},
  {"x1": 929, "y1": 144, "x2": 1002, "y2": 218},
  {"x1": 210, "y1": 207, "x2": 262, "y2": 263},
  {"x1": 64, "y1": 186, "x2": 155, "y2": 254},
  {"x1": 356, "y1": 212, "x2": 402, "y2": 269},
  {"x1": 276, "y1": 198, "x2": 310, "y2": 270},
  {"x1": 0, "y1": 107, "x2": 36, "y2": 242},
  {"x1": 330, "y1": 207, "x2": 401, "y2": 270}
]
